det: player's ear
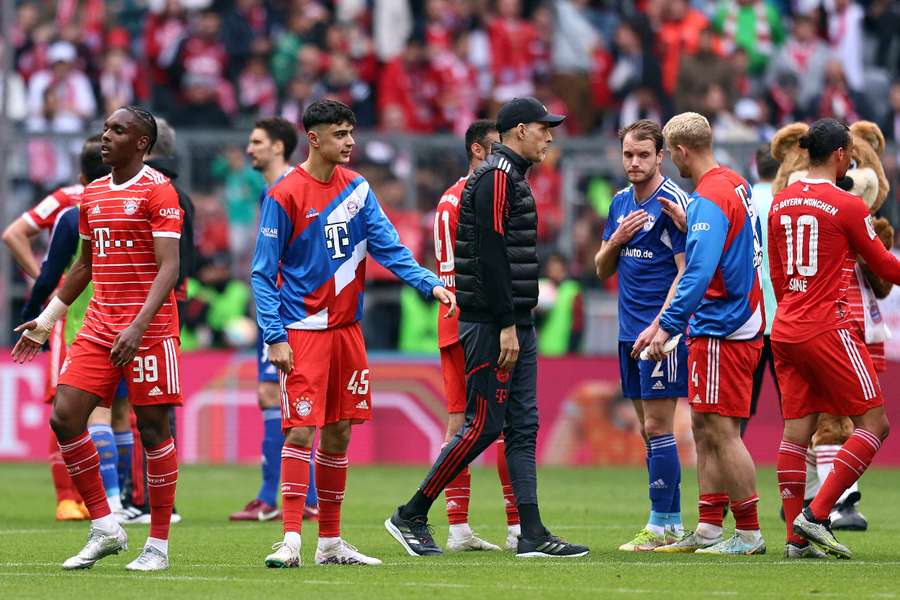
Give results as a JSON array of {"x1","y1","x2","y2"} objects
[{"x1": 307, "y1": 129, "x2": 319, "y2": 149}]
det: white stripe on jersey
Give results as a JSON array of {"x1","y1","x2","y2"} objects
[
  {"x1": 334, "y1": 239, "x2": 367, "y2": 295},
  {"x1": 838, "y1": 329, "x2": 876, "y2": 399},
  {"x1": 279, "y1": 370, "x2": 290, "y2": 419},
  {"x1": 662, "y1": 180, "x2": 691, "y2": 209}
]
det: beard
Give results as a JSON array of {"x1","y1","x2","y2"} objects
[{"x1": 627, "y1": 170, "x2": 653, "y2": 184}]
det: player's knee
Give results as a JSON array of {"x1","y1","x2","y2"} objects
[
  {"x1": 49, "y1": 409, "x2": 75, "y2": 441},
  {"x1": 643, "y1": 417, "x2": 671, "y2": 439},
  {"x1": 257, "y1": 382, "x2": 279, "y2": 409},
  {"x1": 320, "y1": 421, "x2": 352, "y2": 452}
]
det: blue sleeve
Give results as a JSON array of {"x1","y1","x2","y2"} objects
[
  {"x1": 668, "y1": 217, "x2": 686, "y2": 254},
  {"x1": 602, "y1": 197, "x2": 618, "y2": 241},
  {"x1": 658, "y1": 197, "x2": 729, "y2": 335},
  {"x1": 22, "y1": 208, "x2": 79, "y2": 321},
  {"x1": 250, "y1": 194, "x2": 292, "y2": 344},
  {"x1": 364, "y1": 188, "x2": 441, "y2": 298}
]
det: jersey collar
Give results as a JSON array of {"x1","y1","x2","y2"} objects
[{"x1": 107, "y1": 165, "x2": 148, "y2": 191}]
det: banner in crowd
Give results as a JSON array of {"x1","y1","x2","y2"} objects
[{"x1": 2, "y1": 351, "x2": 898, "y2": 466}]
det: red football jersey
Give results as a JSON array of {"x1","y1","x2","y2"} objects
[
  {"x1": 78, "y1": 165, "x2": 183, "y2": 350},
  {"x1": 435, "y1": 176, "x2": 466, "y2": 348},
  {"x1": 768, "y1": 178, "x2": 900, "y2": 343},
  {"x1": 23, "y1": 184, "x2": 83, "y2": 231}
]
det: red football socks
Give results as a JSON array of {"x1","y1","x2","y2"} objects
[
  {"x1": 146, "y1": 438, "x2": 178, "y2": 540},
  {"x1": 49, "y1": 431, "x2": 80, "y2": 503},
  {"x1": 777, "y1": 440, "x2": 807, "y2": 543},
  {"x1": 445, "y1": 462, "x2": 471, "y2": 525},
  {"x1": 58, "y1": 432, "x2": 109, "y2": 519},
  {"x1": 315, "y1": 450, "x2": 348, "y2": 539},
  {"x1": 698, "y1": 493, "x2": 728, "y2": 527},
  {"x1": 730, "y1": 495, "x2": 760, "y2": 532},
  {"x1": 810, "y1": 428, "x2": 881, "y2": 521},
  {"x1": 281, "y1": 444, "x2": 311, "y2": 534},
  {"x1": 496, "y1": 438, "x2": 519, "y2": 526}
]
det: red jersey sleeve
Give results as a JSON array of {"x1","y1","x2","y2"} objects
[
  {"x1": 79, "y1": 201, "x2": 91, "y2": 241},
  {"x1": 767, "y1": 213, "x2": 786, "y2": 303},
  {"x1": 842, "y1": 199, "x2": 900, "y2": 285},
  {"x1": 25, "y1": 187, "x2": 78, "y2": 231},
  {"x1": 147, "y1": 182, "x2": 183, "y2": 239}
]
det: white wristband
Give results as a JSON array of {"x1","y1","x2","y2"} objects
[{"x1": 23, "y1": 296, "x2": 69, "y2": 345}]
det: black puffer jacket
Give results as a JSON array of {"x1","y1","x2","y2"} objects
[{"x1": 455, "y1": 144, "x2": 538, "y2": 326}]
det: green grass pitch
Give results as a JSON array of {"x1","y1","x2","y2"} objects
[{"x1": 1, "y1": 463, "x2": 899, "y2": 599}]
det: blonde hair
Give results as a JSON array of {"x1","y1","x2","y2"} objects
[{"x1": 663, "y1": 112, "x2": 712, "y2": 151}]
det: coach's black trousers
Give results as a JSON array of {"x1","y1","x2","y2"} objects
[{"x1": 418, "y1": 322, "x2": 539, "y2": 506}]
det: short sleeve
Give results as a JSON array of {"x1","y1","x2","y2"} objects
[
  {"x1": 602, "y1": 198, "x2": 618, "y2": 241},
  {"x1": 79, "y1": 202, "x2": 91, "y2": 240},
  {"x1": 26, "y1": 192, "x2": 63, "y2": 231},
  {"x1": 147, "y1": 182, "x2": 183, "y2": 239}
]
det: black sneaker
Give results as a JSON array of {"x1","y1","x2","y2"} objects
[
  {"x1": 830, "y1": 500, "x2": 868, "y2": 531},
  {"x1": 516, "y1": 530, "x2": 589, "y2": 558},
  {"x1": 384, "y1": 508, "x2": 443, "y2": 556}
]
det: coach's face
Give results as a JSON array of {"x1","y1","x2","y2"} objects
[
  {"x1": 310, "y1": 121, "x2": 355, "y2": 164},
  {"x1": 247, "y1": 128, "x2": 280, "y2": 171},
  {"x1": 100, "y1": 108, "x2": 150, "y2": 166},
  {"x1": 518, "y1": 122, "x2": 554, "y2": 163},
  {"x1": 622, "y1": 134, "x2": 662, "y2": 184}
]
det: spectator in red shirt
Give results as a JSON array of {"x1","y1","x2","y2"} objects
[
  {"x1": 238, "y1": 52, "x2": 278, "y2": 117},
  {"x1": 314, "y1": 53, "x2": 375, "y2": 127},
  {"x1": 657, "y1": 0, "x2": 710, "y2": 97},
  {"x1": 529, "y1": 145, "x2": 564, "y2": 245},
  {"x1": 378, "y1": 36, "x2": 438, "y2": 132},
  {"x1": 143, "y1": 0, "x2": 188, "y2": 109},
  {"x1": 488, "y1": 0, "x2": 538, "y2": 105},
  {"x1": 430, "y1": 30, "x2": 479, "y2": 135}
]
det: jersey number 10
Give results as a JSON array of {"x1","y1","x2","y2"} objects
[{"x1": 779, "y1": 215, "x2": 819, "y2": 276}]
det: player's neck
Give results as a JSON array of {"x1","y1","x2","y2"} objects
[
  {"x1": 263, "y1": 159, "x2": 290, "y2": 186},
  {"x1": 633, "y1": 172, "x2": 664, "y2": 203},
  {"x1": 111, "y1": 158, "x2": 145, "y2": 185},
  {"x1": 805, "y1": 165, "x2": 836, "y2": 183},
  {"x1": 691, "y1": 154, "x2": 719, "y2": 185},
  {"x1": 300, "y1": 153, "x2": 337, "y2": 183}
]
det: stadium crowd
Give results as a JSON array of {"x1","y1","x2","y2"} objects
[{"x1": 3, "y1": 0, "x2": 900, "y2": 352}]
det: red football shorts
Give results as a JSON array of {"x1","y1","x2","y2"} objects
[
  {"x1": 280, "y1": 323, "x2": 371, "y2": 430},
  {"x1": 440, "y1": 342, "x2": 467, "y2": 414},
  {"x1": 773, "y1": 328, "x2": 884, "y2": 420},
  {"x1": 44, "y1": 319, "x2": 68, "y2": 403},
  {"x1": 58, "y1": 336, "x2": 183, "y2": 406},
  {"x1": 688, "y1": 336, "x2": 762, "y2": 418}
]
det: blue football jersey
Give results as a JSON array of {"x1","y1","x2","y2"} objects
[{"x1": 603, "y1": 178, "x2": 689, "y2": 341}]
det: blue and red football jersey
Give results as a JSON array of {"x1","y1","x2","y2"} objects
[
  {"x1": 251, "y1": 165, "x2": 441, "y2": 345},
  {"x1": 659, "y1": 166, "x2": 764, "y2": 340}
]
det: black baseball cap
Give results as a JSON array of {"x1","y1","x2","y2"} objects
[{"x1": 496, "y1": 97, "x2": 566, "y2": 133}]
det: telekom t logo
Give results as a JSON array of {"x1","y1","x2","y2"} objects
[
  {"x1": 324, "y1": 222, "x2": 350, "y2": 259},
  {"x1": 95, "y1": 227, "x2": 111, "y2": 257}
]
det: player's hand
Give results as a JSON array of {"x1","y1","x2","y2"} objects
[
  {"x1": 659, "y1": 198, "x2": 686, "y2": 233},
  {"x1": 268, "y1": 341, "x2": 294, "y2": 374},
  {"x1": 645, "y1": 327, "x2": 672, "y2": 362},
  {"x1": 609, "y1": 210, "x2": 649, "y2": 246},
  {"x1": 433, "y1": 286, "x2": 457, "y2": 318},
  {"x1": 497, "y1": 324, "x2": 519, "y2": 372},
  {"x1": 631, "y1": 321, "x2": 659, "y2": 359},
  {"x1": 11, "y1": 321, "x2": 43, "y2": 363},
  {"x1": 110, "y1": 323, "x2": 146, "y2": 367}
]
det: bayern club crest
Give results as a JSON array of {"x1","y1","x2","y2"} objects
[
  {"x1": 295, "y1": 396, "x2": 312, "y2": 417},
  {"x1": 123, "y1": 199, "x2": 139, "y2": 215},
  {"x1": 347, "y1": 200, "x2": 359, "y2": 216}
]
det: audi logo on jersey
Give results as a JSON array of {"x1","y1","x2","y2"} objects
[{"x1": 324, "y1": 221, "x2": 351, "y2": 259}]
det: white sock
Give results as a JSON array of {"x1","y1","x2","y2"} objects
[
  {"x1": 645, "y1": 523, "x2": 665, "y2": 536},
  {"x1": 449, "y1": 523, "x2": 472, "y2": 539},
  {"x1": 146, "y1": 537, "x2": 168, "y2": 555},
  {"x1": 816, "y1": 445, "x2": 840, "y2": 485},
  {"x1": 804, "y1": 448, "x2": 819, "y2": 500},
  {"x1": 836, "y1": 481, "x2": 860, "y2": 506},
  {"x1": 508, "y1": 524, "x2": 521, "y2": 538},
  {"x1": 108, "y1": 495, "x2": 123, "y2": 512},
  {"x1": 695, "y1": 523, "x2": 722, "y2": 539},
  {"x1": 317, "y1": 536, "x2": 340, "y2": 550},
  {"x1": 735, "y1": 529, "x2": 762, "y2": 543},
  {"x1": 92, "y1": 514, "x2": 118, "y2": 534},
  {"x1": 284, "y1": 532, "x2": 301, "y2": 550}
]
